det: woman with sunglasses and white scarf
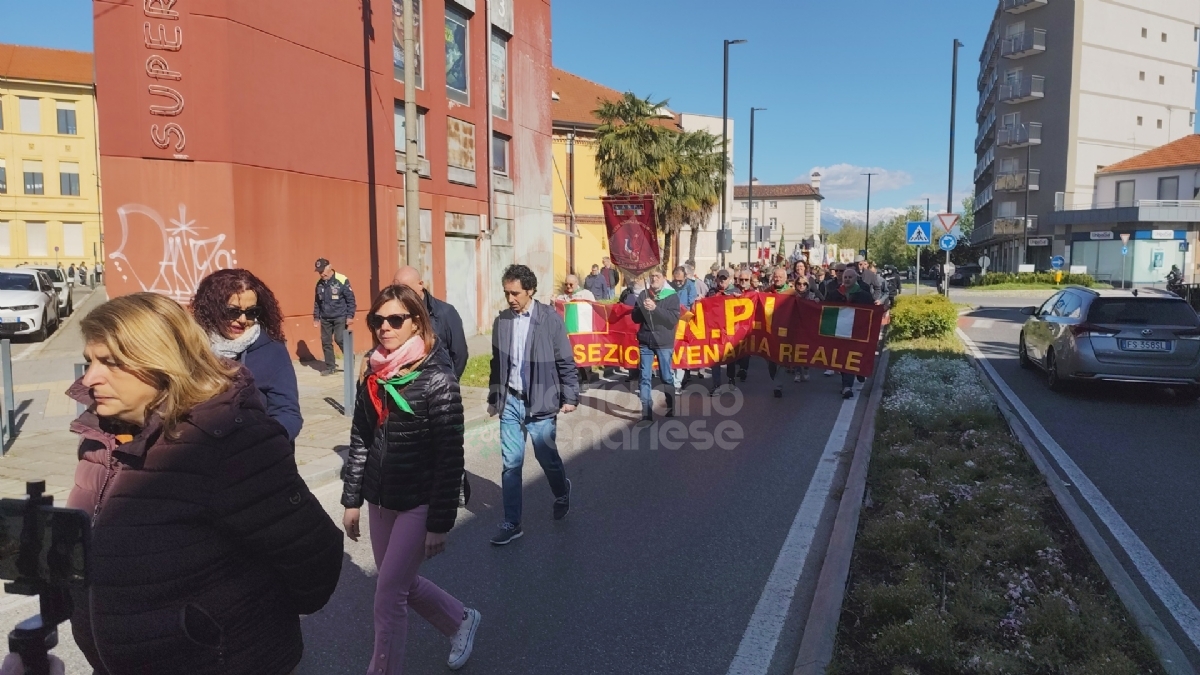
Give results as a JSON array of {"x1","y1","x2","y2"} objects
[
  {"x1": 341, "y1": 284, "x2": 480, "y2": 673},
  {"x1": 192, "y1": 269, "x2": 303, "y2": 440}
]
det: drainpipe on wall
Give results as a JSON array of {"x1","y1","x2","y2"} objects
[
  {"x1": 483, "y1": 0, "x2": 495, "y2": 332},
  {"x1": 402, "y1": 0, "x2": 422, "y2": 279},
  {"x1": 567, "y1": 128, "x2": 576, "y2": 275}
]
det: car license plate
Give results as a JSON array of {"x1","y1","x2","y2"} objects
[
  {"x1": 0, "y1": 318, "x2": 17, "y2": 324},
  {"x1": 1119, "y1": 339, "x2": 1170, "y2": 352}
]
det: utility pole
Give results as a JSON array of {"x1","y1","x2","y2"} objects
[
  {"x1": 746, "y1": 107, "x2": 765, "y2": 266},
  {"x1": 402, "y1": 0, "x2": 421, "y2": 270},
  {"x1": 862, "y1": 172, "x2": 877, "y2": 258},
  {"x1": 945, "y1": 38, "x2": 963, "y2": 295},
  {"x1": 721, "y1": 39, "x2": 746, "y2": 269},
  {"x1": 1023, "y1": 124, "x2": 1032, "y2": 267}
]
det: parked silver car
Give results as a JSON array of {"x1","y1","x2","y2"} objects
[
  {"x1": 1018, "y1": 287, "x2": 1200, "y2": 398},
  {"x1": 28, "y1": 265, "x2": 73, "y2": 317},
  {"x1": 0, "y1": 269, "x2": 62, "y2": 342}
]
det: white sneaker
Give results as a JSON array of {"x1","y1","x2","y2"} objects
[
  {"x1": 793, "y1": 372, "x2": 804, "y2": 383},
  {"x1": 824, "y1": 370, "x2": 834, "y2": 377},
  {"x1": 448, "y1": 607, "x2": 481, "y2": 670}
]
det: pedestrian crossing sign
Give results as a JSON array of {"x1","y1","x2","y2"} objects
[{"x1": 906, "y1": 221, "x2": 932, "y2": 245}]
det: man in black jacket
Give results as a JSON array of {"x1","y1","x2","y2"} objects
[
  {"x1": 825, "y1": 266, "x2": 880, "y2": 399},
  {"x1": 632, "y1": 269, "x2": 681, "y2": 422},
  {"x1": 313, "y1": 258, "x2": 356, "y2": 376},
  {"x1": 394, "y1": 265, "x2": 469, "y2": 378},
  {"x1": 487, "y1": 265, "x2": 578, "y2": 545}
]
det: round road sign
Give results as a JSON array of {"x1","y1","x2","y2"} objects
[
  {"x1": 978, "y1": 255, "x2": 991, "y2": 268},
  {"x1": 939, "y1": 234, "x2": 958, "y2": 252},
  {"x1": 1051, "y1": 255, "x2": 1065, "y2": 270}
]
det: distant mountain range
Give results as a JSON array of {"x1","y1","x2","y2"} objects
[{"x1": 820, "y1": 207, "x2": 911, "y2": 231}]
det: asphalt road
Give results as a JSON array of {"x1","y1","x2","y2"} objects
[
  {"x1": 957, "y1": 289, "x2": 1200, "y2": 667},
  {"x1": 0, "y1": 359, "x2": 869, "y2": 674}
]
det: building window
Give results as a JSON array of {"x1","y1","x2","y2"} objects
[
  {"x1": 740, "y1": 201, "x2": 748, "y2": 209},
  {"x1": 1162, "y1": 33, "x2": 1168, "y2": 42},
  {"x1": 59, "y1": 162, "x2": 80, "y2": 196},
  {"x1": 1137, "y1": 116, "x2": 1143, "y2": 126},
  {"x1": 1142, "y1": 28, "x2": 1148, "y2": 38},
  {"x1": 1158, "y1": 119, "x2": 1164, "y2": 129},
  {"x1": 490, "y1": 31, "x2": 508, "y2": 118},
  {"x1": 1158, "y1": 176, "x2": 1179, "y2": 200},
  {"x1": 1116, "y1": 180, "x2": 1134, "y2": 206},
  {"x1": 63, "y1": 223, "x2": 84, "y2": 257},
  {"x1": 56, "y1": 102, "x2": 77, "y2": 135},
  {"x1": 446, "y1": 117, "x2": 476, "y2": 185},
  {"x1": 1195, "y1": 27, "x2": 1199, "y2": 41},
  {"x1": 18, "y1": 98, "x2": 40, "y2": 133},
  {"x1": 1140, "y1": 71, "x2": 1145, "y2": 81},
  {"x1": 444, "y1": 6, "x2": 469, "y2": 104},
  {"x1": 0, "y1": 101, "x2": 4, "y2": 130},
  {"x1": 769, "y1": 217, "x2": 777, "y2": 229},
  {"x1": 1160, "y1": 75, "x2": 1166, "y2": 85},
  {"x1": 25, "y1": 223, "x2": 47, "y2": 257},
  {"x1": 22, "y1": 160, "x2": 43, "y2": 195},
  {"x1": 769, "y1": 201, "x2": 778, "y2": 209},
  {"x1": 1191, "y1": 112, "x2": 1196, "y2": 127},
  {"x1": 391, "y1": 0, "x2": 423, "y2": 87},
  {"x1": 393, "y1": 102, "x2": 426, "y2": 156},
  {"x1": 0, "y1": 160, "x2": 6, "y2": 194},
  {"x1": 997, "y1": 201, "x2": 1018, "y2": 218},
  {"x1": 0, "y1": 223, "x2": 9, "y2": 257},
  {"x1": 491, "y1": 133, "x2": 509, "y2": 174}
]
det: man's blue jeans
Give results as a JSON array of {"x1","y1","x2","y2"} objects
[
  {"x1": 638, "y1": 346, "x2": 675, "y2": 417},
  {"x1": 500, "y1": 393, "x2": 569, "y2": 526}
]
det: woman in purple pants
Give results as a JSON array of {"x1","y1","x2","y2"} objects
[{"x1": 341, "y1": 284, "x2": 481, "y2": 673}]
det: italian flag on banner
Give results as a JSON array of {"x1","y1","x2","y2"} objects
[
  {"x1": 819, "y1": 306, "x2": 872, "y2": 342},
  {"x1": 564, "y1": 302, "x2": 606, "y2": 335}
]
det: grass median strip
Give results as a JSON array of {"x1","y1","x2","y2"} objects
[{"x1": 829, "y1": 335, "x2": 1162, "y2": 675}]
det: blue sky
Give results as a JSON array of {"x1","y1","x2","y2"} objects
[{"x1": 6, "y1": 0, "x2": 1197, "y2": 224}]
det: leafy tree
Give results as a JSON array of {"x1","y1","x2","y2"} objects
[
  {"x1": 959, "y1": 196, "x2": 975, "y2": 239},
  {"x1": 826, "y1": 221, "x2": 866, "y2": 252},
  {"x1": 594, "y1": 93, "x2": 723, "y2": 273}
]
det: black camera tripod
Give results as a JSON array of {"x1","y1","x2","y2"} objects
[{"x1": 5, "y1": 481, "x2": 73, "y2": 675}]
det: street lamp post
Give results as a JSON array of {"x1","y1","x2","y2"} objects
[
  {"x1": 746, "y1": 107, "x2": 766, "y2": 266},
  {"x1": 862, "y1": 172, "x2": 877, "y2": 258},
  {"x1": 1023, "y1": 123, "x2": 1033, "y2": 266},
  {"x1": 944, "y1": 38, "x2": 963, "y2": 295},
  {"x1": 721, "y1": 39, "x2": 747, "y2": 269}
]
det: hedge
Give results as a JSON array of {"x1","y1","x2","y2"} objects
[
  {"x1": 973, "y1": 272, "x2": 1095, "y2": 287},
  {"x1": 889, "y1": 293, "x2": 958, "y2": 341}
]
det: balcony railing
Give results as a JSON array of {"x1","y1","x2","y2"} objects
[
  {"x1": 1002, "y1": 28, "x2": 1046, "y2": 59},
  {"x1": 995, "y1": 169, "x2": 1040, "y2": 192},
  {"x1": 976, "y1": 76, "x2": 998, "y2": 120},
  {"x1": 975, "y1": 146, "x2": 996, "y2": 182},
  {"x1": 999, "y1": 75, "x2": 1045, "y2": 103},
  {"x1": 975, "y1": 110, "x2": 997, "y2": 151},
  {"x1": 971, "y1": 216, "x2": 1037, "y2": 245},
  {"x1": 1054, "y1": 199, "x2": 1200, "y2": 211},
  {"x1": 1003, "y1": 0, "x2": 1048, "y2": 13},
  {"x1": 977, "y1": 185, "x2": 994, "y2": 209},
  {"x1": 997, "y1": 122, "x2": 1042, "y2": 148}
]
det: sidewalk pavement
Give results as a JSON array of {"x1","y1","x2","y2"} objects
[{"x1": 0, "y1": 346, "x2": 492, "y2": 502}]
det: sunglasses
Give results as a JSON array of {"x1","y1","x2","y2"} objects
[
  {"x1": 222, "y1": 306, "x2": 263, "y2": 321},
  {"x1": 367, "y1": 313, "x2": 412, "y2": 331}
]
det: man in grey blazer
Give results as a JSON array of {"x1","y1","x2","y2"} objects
[{"x1": 488, "y1": 264, "x2": 579, "y2": 545}]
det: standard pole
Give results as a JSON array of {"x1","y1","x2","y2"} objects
[
  {"x1": 863, "y1": 173, "x2": 875, "y2": 257},
  {"x1": 343, "y1": 329, "x2": 355, "y2": 417},
  {"x1": 403, "y1": 0, "x2": 422, "y2": 270},
  {"x1": 721, "y1": 39, "x2": 746, "y2": 270},
  {"x1": 1023, "y1": 133, "x2": 1032, "y2": 267},
  {"x1": 945, "y1": 38, "x2": 962, "y2": 296}
]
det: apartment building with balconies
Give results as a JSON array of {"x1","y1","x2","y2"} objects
[{"x1": 972, "y1": 0, "x2": 1199, "y2": 273}]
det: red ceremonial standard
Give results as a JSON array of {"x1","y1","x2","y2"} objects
[{"x1": 602, "y1": 195, "x2": 661, "y2": 276}]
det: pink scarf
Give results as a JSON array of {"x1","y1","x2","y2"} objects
[{"x1": 369, "y1": 335, "x2": 429, "y2": 380}]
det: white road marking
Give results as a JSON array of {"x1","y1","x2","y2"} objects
[
  {"x1": 960, "y1": 329, "x2": 1200, "y2": 651},
  {"x1": 972, "y1": 319, "x2": 996, "y2": 329},
  {"x1": 726, "y1": 395, "x2": 858, "y2": 675}
]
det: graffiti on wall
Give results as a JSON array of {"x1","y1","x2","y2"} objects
[{"x1": 109, "y1": 203, "x2": 237, "y2": 302}]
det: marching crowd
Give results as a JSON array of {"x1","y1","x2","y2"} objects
[{"x1": 4, "y1": 252, "x2": 886, "y2": 675}]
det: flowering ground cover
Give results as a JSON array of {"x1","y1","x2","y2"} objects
[{"x1": 829, "y1": 336, "x2": 1161, "y2": 675}]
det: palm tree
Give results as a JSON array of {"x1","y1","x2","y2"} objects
[{"x1": 594, "y1": 95, "x2": 723, "y2": 273}]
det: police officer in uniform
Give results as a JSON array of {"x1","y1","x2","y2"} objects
[{"x1": 313, "y1": 258, "x2": 357, "y2": 376}]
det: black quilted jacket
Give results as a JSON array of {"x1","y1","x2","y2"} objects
[
  {"x1": 341, "y1": 343, "x2": 465, "y2": 534},
  {"x1": 65, "y1": 370, "x2": 344, "y2": 675}
]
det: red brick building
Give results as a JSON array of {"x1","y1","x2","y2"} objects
[{"x1": 93, "y1": 0, "x2": 553, "y2": 348}]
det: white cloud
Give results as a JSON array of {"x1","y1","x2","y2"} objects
[{"x1": 806, "y1": 164, "x2": 914, "y2": 199}]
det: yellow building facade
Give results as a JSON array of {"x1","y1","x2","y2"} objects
[
  {"x1": 551, "y1": 131, "x2": 609, "y2": 291},
  {"x1": 0, "y1": 45, "x2": 103, "y2": 270}
]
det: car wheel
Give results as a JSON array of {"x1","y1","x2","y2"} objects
[
  {"x1": 1018, "y1": 334, "x2": 1034, "y2": 370},
  {"x1": 33, "y1": 311, "x2": 48, "y2": 342},
  {"x1": 1046, "y1": 349, "x2": 1067, "y2": 392}
]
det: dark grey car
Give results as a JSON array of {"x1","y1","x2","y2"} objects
[{"x1": 1018, "y1": 287, "x2": 1200, "y2": 398}]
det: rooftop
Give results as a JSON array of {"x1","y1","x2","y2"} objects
[
  {"x1": 551, "y1": 67, "x2": 681, "y2": 130},
  {"x1": 1098, "y1": 134, "x2": 1200, "y2": 175},
  {"x1": 0, "y1": 43, "x2": 93, "y2": 86},
  {"x1": 733, "y1": 183, "x2": 823, "y2": 200}
]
